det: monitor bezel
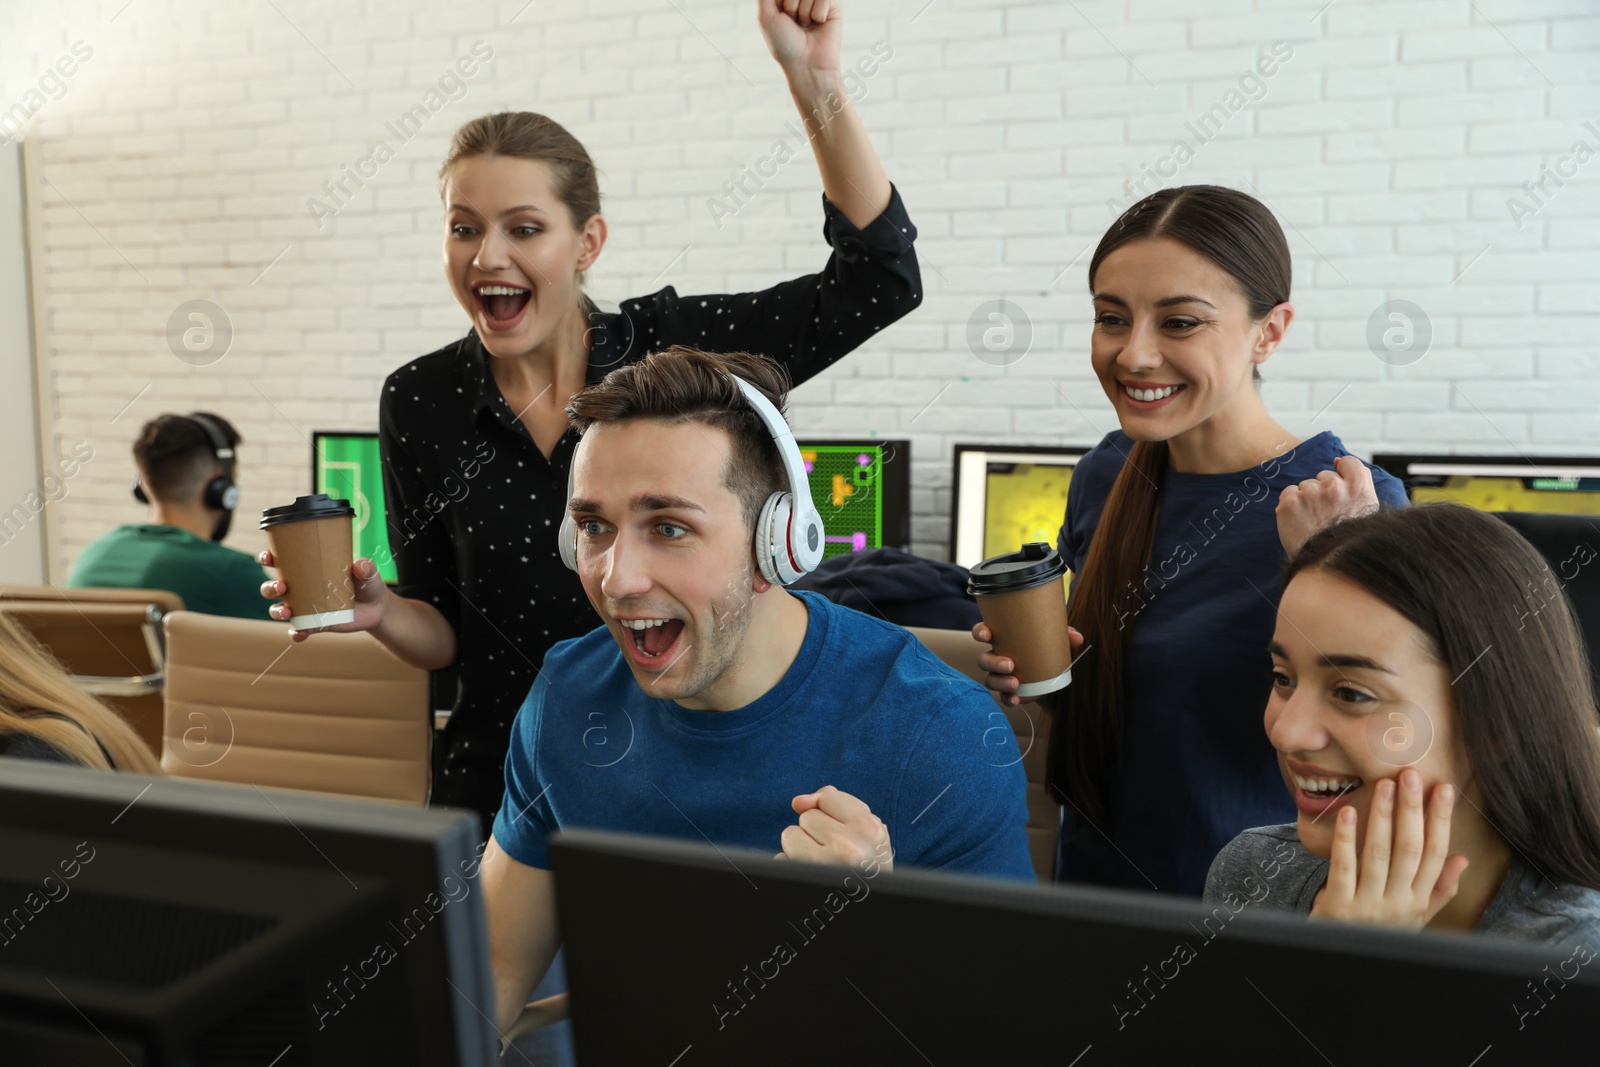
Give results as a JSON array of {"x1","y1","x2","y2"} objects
[
  {"x1": 1372, "y1": 452, "x2": 1600, "y2": 499},
  {"x1": 950, "y1": 443, "x2": 1089, "y2": 568},
  {"x1": 0, "y1": 756, "x2": 498, "y2": 1065},
  {"x1": 549, "y1": 827, "x2": 1600, "y2": 1062}
]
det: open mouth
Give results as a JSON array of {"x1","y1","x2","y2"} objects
[
  {"x1": 1119, "y1": 382, "x2": 1186, "y2": 408},
  {"x1": 1290, "y1": 771, "x2": 1364, "y2": 817},
  {"x1": 472, "y1": 283, "x2": 531, "y2": 328},
  {"x1": 617, "y1": 617, "x2": 687, "y2": 672}
]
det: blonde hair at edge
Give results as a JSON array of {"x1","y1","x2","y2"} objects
[{"x1": 0, "y1": 612, "x2": 161, "y2": 773}]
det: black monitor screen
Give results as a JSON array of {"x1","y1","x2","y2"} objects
[{"x1": 0, "y1": 758, "x2": 498, "y2": 1066}]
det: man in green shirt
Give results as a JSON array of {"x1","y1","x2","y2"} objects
[{"x1": 70, "y1": 412, "x2": 271, "y2": 620}]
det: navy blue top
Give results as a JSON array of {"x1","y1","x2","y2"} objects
[
  {"x1": 1055, "y1": 430, "x2": 1409, "y2": 897},
  {"x1": 492, "y1": 591, "x2": 1035, "y2": 881}
]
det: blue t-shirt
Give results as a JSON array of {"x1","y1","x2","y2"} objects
[
  {"x1": 1056, "y1": 430, "x2": 1409, "y2": 897},
  {"x1": 493, "y1": 590, "x2": 1035, "y2": 881}
]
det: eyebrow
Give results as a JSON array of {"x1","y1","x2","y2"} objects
[
  {"x1": 569, "y1": 494, "x2": 707, "y2": 516},
  {"x1": 446, "y1": 203, "x2": 546, "y2": 218},
  {"x1": 1267, "y1": 641, "x2": 1398, "y2": 675},
  {"x1": 1092, "y1": 293, "x2": 1219, "y2": 310}
]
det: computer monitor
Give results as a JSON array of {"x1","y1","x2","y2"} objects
[
  {"x1": 793, "y1": 439, "x2": 911, "y2": 559},
  {"x1": 950, "y1": 444, "x2": 1087, "y2": 568},
  {"x1": 312, "y1": 432, "x2": 397, "y2": 584},
  {"x1": 550, "y1": 828, "x2": 1598, "y2": 1064},
  {"x1": 0, "y1": 758, "x2": 498, "y2": 1066},
  {"x1": 1372, "y1": 453, "x2": 1600, "y2": 514}
]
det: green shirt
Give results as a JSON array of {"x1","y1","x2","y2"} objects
[{"x1": 68, "y1": 524, "x2": 273, "y2": 621}]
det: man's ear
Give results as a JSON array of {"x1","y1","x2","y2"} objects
[{"x1": 749, "y1": 540, "x2": 774, "y2": 595}]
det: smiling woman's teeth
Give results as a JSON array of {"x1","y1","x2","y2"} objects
[
  {"x1": 1293, "y1": 773, "x2": 1363, "y2": 797},
  {"x1": 1124, "y1": 384, "x2": 1180, "y2": 402},
  {"x1": 477, "y1": 285, "x2": 527, "y2": 297}
]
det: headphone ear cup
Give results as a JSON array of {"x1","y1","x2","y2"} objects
[
  {"x1": 201, "y1": 477, "x2": 238, "y2": 512},
  {"x1": 791, "y1": 502, "x2": 824, "y2": 576},
  {"x1": 755, "y1": 491, "x2": 786, "y2": 585},
  {"x1": 131, "y1": 479, "x2": 148, "y2": 505},
  {"x1": 558, "y1": 458, "x2": 580, "y2": 572},
  {"x1": 768, "y1": 492, "x2": 805, "y2": 586},
  {"x1": 558, "y1": 514, "x2": 579, "y2": 572}
]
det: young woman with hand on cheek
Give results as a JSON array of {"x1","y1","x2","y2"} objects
[
  {"x1": 976, "y1": 186, "x2": 1408, "y2": 897},
  {"x1": 1206, "y1": 504, "x2": 1600, "y2": 944}
]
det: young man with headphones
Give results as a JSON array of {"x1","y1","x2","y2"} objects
[
  {"x1": 480, "y1": 346, "x2": 1033, "y2": 1033},
  {"x1": 69, "y1": 412, "x2": 271, "y2": 620}
]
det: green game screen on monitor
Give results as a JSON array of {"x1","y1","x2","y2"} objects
[
  {"x1": 314, "y1": 434, "x2": 912, "y2": 583},
  {"x1": 312, "y1": 432, "x2": 397, "y2": 584},
  {"x1": 795, "y1": 439, "x2": 911, "y2": 560}
]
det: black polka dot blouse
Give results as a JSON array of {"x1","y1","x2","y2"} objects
[{"x1": 377, "y1": 185, "x2": 922, "y2": 832}]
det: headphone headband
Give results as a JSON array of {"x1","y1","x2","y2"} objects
[
  {"x1": 730, "y1": 378, "x2": 824, "y2": 583},
  {"x1": 186, "y1": 412, "x2": 235, "y2": 465},
  {"x1": 557, "y1": 373, "x2": 824, "y2": 584}
]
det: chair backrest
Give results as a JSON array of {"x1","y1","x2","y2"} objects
[
  {"x1": 161, "y1": 611, "x2": 432, "y2": 805},
  {"x1": 905, "y1": 626, "x2": 1058, "y2": 883},
  {"x1": 0, "y1": 586, "x2": 183, "y2": 757}
]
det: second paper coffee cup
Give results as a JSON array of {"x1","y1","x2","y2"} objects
[
  {"x1": 260, "y1": 494, "x2": 357, "y2": 629},
  {"x1": 967, "y1": 541, "x2": 1072, "y2": 698}
]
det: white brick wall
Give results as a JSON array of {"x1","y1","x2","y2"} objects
[{"x1": 3, "y1": 0, "x2": 1599, "y2": 573}]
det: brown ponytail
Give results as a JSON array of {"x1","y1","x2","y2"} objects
[
  {"x1": 1049, "y1": 440, "x2": 1167, "y2": 827},
  {"x1": 1048, "y1": 185, "x2": 1291, "y2": 827}
]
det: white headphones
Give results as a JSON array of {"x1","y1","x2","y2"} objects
[{"x1": 558, "y1": 377, "x2": 825, "y2": 586}]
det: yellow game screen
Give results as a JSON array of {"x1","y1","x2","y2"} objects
[
  {"x1": 1412, "y1": 476, "x2": 1600, "y2": 515},
  {"x1": 983, "y1": 462, "x2": 1075, "y2": 561}
]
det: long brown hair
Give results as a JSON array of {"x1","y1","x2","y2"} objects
[
  {"x1": 439, "y1": 112, "x2": 603, "y2": 301},
  {"x1": 1288, "y1": 504, "x2": 1600, "y2": 890},
  {"x1": 0, "y1": 612, "x2": 161, "y2": 773},
  {"x1": 1051, "y1": 185, "x2": 1291, "y2": 827}
]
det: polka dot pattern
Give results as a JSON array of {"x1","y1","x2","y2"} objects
[{"x1": 375, "y1": 184, "x2": 923, "y2": 830}]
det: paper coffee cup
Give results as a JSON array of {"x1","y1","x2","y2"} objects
[
  {"x1": 967, "y1": 542, "x2": 1072, "y2": 698},
  {"x1": 260, "y1": 494, "x2": 357, "y2": 629}
]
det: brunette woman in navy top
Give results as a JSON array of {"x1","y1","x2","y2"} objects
[{"x1": 979, "y1": 186, "x2": 1406, "y2": 897}]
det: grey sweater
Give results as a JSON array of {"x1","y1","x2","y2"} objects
[{"x1": 1205, "y1": 824, "x2": 1600, "y2": 948}]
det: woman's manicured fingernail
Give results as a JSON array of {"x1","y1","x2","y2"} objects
[
  {"x1": 1403, "y1": 769, "x2": 1420, "y2": 792},
  {"x1": 1439, "y1": 784, "x2": 1454, "y2": 804}
]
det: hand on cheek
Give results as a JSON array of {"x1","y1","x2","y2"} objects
[
  {"x1": 1310, "y1": 769, "x2": 1470, "y2": 929},
  {"x1": 775, "y1": 785, "x2": 893, "y2": 873}
]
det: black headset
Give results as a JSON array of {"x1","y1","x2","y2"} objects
[{"x1": 131, "y1": 413, "x2": 241, "y2": 512}]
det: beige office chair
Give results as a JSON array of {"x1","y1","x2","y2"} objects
[
  {"x1": 0, "y1": 585, "x2": 185, "y2": 757},
  {"x1": 906, "y1": 626, "x2": 1059, "y2": 884},
  {"x1": 160, "y1": 611, "x2": 432, "y2": 805}
]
